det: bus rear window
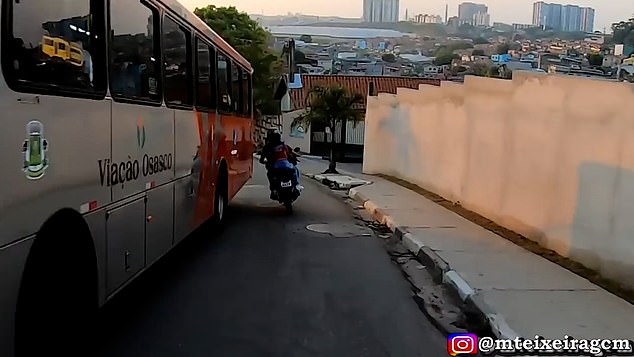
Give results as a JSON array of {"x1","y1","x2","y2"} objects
[{"x1": 4, "y1": 0, "x2": 105, "y2": 94}]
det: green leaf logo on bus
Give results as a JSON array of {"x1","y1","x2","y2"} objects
[
  {"x1": 21, "y1": 120, "x2": 49, "y2": 180},
  {"x1": 137, "y1": 117, "x2": 146, "y2": 149}
]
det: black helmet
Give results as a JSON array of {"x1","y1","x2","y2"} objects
[{"x1": 270, "y1": 132, "x2": 282, "y2": 143}]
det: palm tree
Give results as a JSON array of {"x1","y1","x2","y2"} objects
[{"x1": 292, "y1": 85, "x2": 364, "y2": 174}]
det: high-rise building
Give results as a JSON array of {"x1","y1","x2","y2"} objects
[
  {"x1": 458, "y1": 2, "x2": 488, "y2": 26},
  {"x1": 580, "y1": 7, "x2": 595, "y2": 32},
  {"x1": 533, "y1": 1, "x2": 562, "y2": 29},
  {"x1": 532, "y1": 2, "x2": 594, "y2": 32},
  {"x1": 562, "y1": 5, "x2": 581, "y2": 31},
  {"x1": 363, "y1": 0, "x2": 399, "y2": 23},
  {"x1": 412, "y1": 14, "x2": 443, "y2": 24},
  {"x1": 473, "y1": 12, "x2": 490, "y2": 27}
]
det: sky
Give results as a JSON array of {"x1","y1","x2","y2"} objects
[{"x1": 181, "y1": 0, "x2": 632, "y2": 33}]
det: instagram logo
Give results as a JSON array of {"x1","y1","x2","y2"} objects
[{"x1": 447, "y1": 333, "x2": 478, "y2": 355}]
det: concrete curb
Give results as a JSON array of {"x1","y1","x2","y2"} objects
[
  {"x1": 297, "y1": 153, "x2": 323, "y2": 160},
  {"x1": 348, "y1": 189, "x2": 522, "y2": 340}
]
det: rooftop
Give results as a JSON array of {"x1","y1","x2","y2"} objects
[{"x1": 288, "y1": 75, "x2": 440, "y2": 111}]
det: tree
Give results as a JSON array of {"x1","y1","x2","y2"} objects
[
  {"x1": 588, "y1": 53, "x2": 604, "y2": 66},
  {"x1": 294, "y1": 50, "x2": 311, "y2": 64},
  {"x1": 292, "y1": 86, "x2": 364, "y2": 174},
  {"x1": 612, "y1": 18, "x2": 634, "y2": 46},
  {"x1": 447, "y1": 42, "x2": 474, "y2": 51},
  {"x1": 470, "y1": 62, "x2": 490, "y2": 76},
  {"x1": 195, "y1": 5, "x2": 281, "y2": 115},
  {"x1": 487, "y1": 65, "x2": 499, "y2": 77},
  {"x1": 433, "y1": 48, "x2": 458, "y2": 66},
  {"x1": 299, "y1": 34, "x2": 312, "y2": 43},
  {"x1": 381, "y1": 53, "x2": 396, "y2": 62},
  {"x1": 496, "y1": 43, "x2": 510, "y2": 54}
]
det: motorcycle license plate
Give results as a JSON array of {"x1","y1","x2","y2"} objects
[{"x1": 280, "y1": 180, "x2": 292, "y2": 188}]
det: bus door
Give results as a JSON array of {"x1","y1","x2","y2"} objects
[{"x1": 107, "y1": 0, "x2": 173, "y2": 293}]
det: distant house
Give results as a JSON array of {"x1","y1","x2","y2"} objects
[{"x1": 280, "y1": 75, "x2": 440, "y2": 161}]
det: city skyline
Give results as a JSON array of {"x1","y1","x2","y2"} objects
[{"x1": 181, "y1": 0, "x2": 630, "y2": 33}]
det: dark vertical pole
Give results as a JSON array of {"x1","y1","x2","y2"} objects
[{"x1": 288, "y1": 38, "x2": 295, "y2": 83}]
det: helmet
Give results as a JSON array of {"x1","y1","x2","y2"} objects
[{"x1": 270, "y1": 132, "x2": 282, "y2": 143}]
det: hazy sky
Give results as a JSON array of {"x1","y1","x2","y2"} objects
[{"x1": 182, "y1": 0, "x2": 632, "y2": 33}]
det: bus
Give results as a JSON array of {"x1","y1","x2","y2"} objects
[{"x1": 0, "y1": 0, "x2": 255, "y2": 355}]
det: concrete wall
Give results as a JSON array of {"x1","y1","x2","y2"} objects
[
  {"x1": 282, "y1": 110, "x2": 311, "y2": 153},
  {"x1": 363, "y1": 71, "x2": 634, "y2": 288}
]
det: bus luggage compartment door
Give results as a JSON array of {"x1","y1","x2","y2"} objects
[{"x1": 106, "y1": 197, "x2": 146, "y2": 294}]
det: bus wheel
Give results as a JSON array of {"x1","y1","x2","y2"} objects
[
  {"x1": 15, "y1": 212, "x2": 97, "y2": 357},
  {"x1": 211, "y1": 168, "x2": 228, "y2": 228}
]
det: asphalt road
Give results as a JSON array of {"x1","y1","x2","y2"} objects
[{"x1": 94, "y1": 163, "x2": 447, "y2": 357}]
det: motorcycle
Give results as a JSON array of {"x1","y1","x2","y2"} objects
[
  {"x1": 258, "y1": 144, "x2": 302, "y2": 213},
  {"x1": 270, "y1": 167, "x2": 301, "y2": 213}
]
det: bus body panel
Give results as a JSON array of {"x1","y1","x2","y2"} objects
[
  {"x1": 0, "y1": 86, "x2": 111, "y2": 247},
  {"x1": 220, "y1": 114, "x2": 253, "y2": 199},
  {"x1": 0, "y1": 238, "x2": 33, "y2": 357},
  {"x1": 193, "y1": 111, "x2": 218, "y2": 224},
  {"x1": 173, "y1": 109, "x2": 207, "y2": 243},
  {"x1": 146, "y1": 183, "x2": 175, "y2": 266},
  {"x1": 105, "y1": 196, "x2": 146, "y2": 294},
  {"x1": 110, "y1": 103, "x2": 175, "y2": 202}
]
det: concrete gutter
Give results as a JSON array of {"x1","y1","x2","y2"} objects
[{"x1": 348, "y1": 187, "x2": 521, "y2": 340}]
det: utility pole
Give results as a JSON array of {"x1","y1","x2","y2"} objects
[{"x1": 286, "y1": 38, "x2": 296, "y2": 83}]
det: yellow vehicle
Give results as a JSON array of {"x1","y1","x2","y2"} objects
[{"x1": 41, "y1": 35, "x2": 83, "y2": 67}]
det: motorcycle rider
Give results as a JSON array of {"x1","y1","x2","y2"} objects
[{"x1": 259, "y1": 131, "x2": 303, "y2": 199}]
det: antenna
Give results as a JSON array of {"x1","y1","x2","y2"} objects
[{"x1": 445, "y1": 4, "x2": 448, "y2": 23}]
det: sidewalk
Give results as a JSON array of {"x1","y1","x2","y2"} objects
[
  {"x1": 296, "y1": 156, "x2": 372, "y2": 189},
  {"x1": 347, "y1": 175, "x2": 634, "y2": 342}
]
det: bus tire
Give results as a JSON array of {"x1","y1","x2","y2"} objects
[
  {"x1": 15, "y1": 209, "x2": 98, "y2": 357},
  {"x1": 211, "y1": 163, "x2": 228, "y2": 229}
]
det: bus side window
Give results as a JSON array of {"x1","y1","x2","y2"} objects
[
  {"x1": 231, "y1": 61, "x2": 242, "y2": 114},
  {"x1": 163, "y1": 16, "x2": 192, "y2": 107},
  {"x1": 242, "y1": 70, "x2": 251, "y2": 116},
  {"x1": 110, "y1": 0, "x2": 160, "y2": 102},
  {"x1": 217, "y1": 53, "x2": 231, "y2": 112},
  {"x1": 195, "y1": 38, "x2": 213, "y2": 110},
  {"x1": 209, "y1": 46, "x2": 217, "y2": 109},
  {"x1": 4, "y1": 0, "x2": 106, "y2": 95}
]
